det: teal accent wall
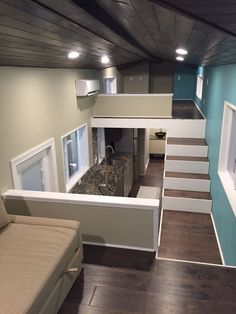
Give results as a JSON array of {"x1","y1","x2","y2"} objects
[
  {"x1": 173, "y1": 63, "x2": 197, "y2": 100},
  {"x1": 202, "y1": 64, "x2": 236, "y2": 266},
  {"x1": 194, "y1": 66, "x2": 204, "y2": 109}
]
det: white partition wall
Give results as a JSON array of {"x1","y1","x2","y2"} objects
[
  {"x1": 93, "y1": 94, "x2": 173, "y2": 118},
  {"x1": 91, "y1": 117, "x2": 206, "y2": 139},
  {"x1": 3, "y1": 190, "x2": 160, "y2": 252}
]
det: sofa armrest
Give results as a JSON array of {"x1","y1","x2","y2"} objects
[{"x1": 8, "y1": 214, "x2": 80, "y2": 232}]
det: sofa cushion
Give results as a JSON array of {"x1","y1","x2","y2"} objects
[
  {"x1": 0, "y1": 221, "x2": 80, "y2": 314},
  {"x1": 0, "y1": 198, "x2": 9, "y2": 229}
]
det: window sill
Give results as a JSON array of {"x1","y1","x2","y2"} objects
[
  {"x1": 218, "y1": 171, "x2": 236, "y2": 217},
  {"x1": 65, "y1": 166, "x2": 89, "y2": 193}
]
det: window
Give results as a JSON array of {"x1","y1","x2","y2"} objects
[
  {"x1": 196, "y1": 75, "x2": 203, "y2": 100},
  {"x1": 103, "y1": 77, "x2": 117, "y2": 94},
  {"x1": 218, "y1": 101, "x2": 236, "y2": 215},
  {"x1": 62, "y1": 124, "x2": 89, "y2": 192},
  {"x1": 11, "y1": 138, "x2": 59, "y2": 192}
]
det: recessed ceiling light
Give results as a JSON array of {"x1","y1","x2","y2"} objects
[
  {"x1": 176, "y1": 56, "x2": 184, "y2": 61},
  {"x1": 68, "y1": 51, "x2": 80, "y2": 59},
  {"x1": 101, "y1": 55, "x2": 110, "y2": 64},
  {"x1": 176, "y1": 48, "x2": 188, "y2": 55}
]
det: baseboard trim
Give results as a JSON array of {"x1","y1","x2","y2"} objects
[
  {"x1": 193, "y1": 99, "x2": 206, "y2": 120},
  {"x1": 210, "y1": 213, "x2": 226, "y2": 265},
  {"x1": 158, "y1": 208, "x2": 164, "y2": 248},
  {"x1": 157, "y1": 257, "x2": 236, "y2": 268},
  {"x1": 83, "y1": 241, "x2": 155, "y2": 252}
]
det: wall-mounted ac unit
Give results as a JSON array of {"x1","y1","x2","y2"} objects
[{"x1": 75, "y1": 79, "x2": 100, "y2": 96}]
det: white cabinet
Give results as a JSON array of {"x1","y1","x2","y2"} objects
[{"x1": 149, "y1": 139, "x2": 166, "y2": 155}]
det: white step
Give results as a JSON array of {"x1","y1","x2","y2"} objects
[
  {"x1": 162, "y1": 189, "x2": 212, "y2": 214},
  {"x1": 163, "y1": 172, "x2": 211, "y2": 192},
  {"x1": 165, "y1": 157, "x2": 209, "y2": 174},
  {"x1": 166, "y1": 137, "x2": 208, "y2": 157},
  {"x1": 166, "y1": 144, "x2": 208, "y2": 157}
]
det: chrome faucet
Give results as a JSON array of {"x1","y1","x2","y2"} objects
[
  {"x1": 104, "y1": 145, "x2": 115, "y2": 162},
  {"x1": 99, "y1": 145, "x2": 115, "y2": 188}
]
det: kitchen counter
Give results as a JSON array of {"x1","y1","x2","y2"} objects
[{"x1": 70, "y1": 153, "x2": 133, "y2": 196}]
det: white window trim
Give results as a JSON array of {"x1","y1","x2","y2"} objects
[
  {"x1": 218, "y1": 101, "x2": 236, "y2": 217},
  {"x1": 196, "y1": 75, "x2": 203, "y2": 100},
  {"x1": 61, "y1": 123, "x2": 90, "y2": 192},
  {"x1": 11, "y1": 138, "x2": 59, "y2": 192}
]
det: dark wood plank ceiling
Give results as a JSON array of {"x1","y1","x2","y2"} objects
[{"x1": 0, "y1": 0, "x2": 236, "y2": 68}]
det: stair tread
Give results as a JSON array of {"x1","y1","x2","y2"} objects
[
  {"x1": 167, "y1": 137, "x2": 207, "y2": 146},
  {"x1": 165, "y1": 172, "x2": 210, "y2": 180},
  {"x1": 164, "y1": 189, "x2": 212, "y2": 200},
  {"x1": 166, "y1": 155, "x2": 209, "y2": 162}
]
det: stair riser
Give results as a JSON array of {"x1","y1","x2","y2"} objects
[
  {"x1": 166, "y1": 145, "x2": 208, "y2": 157},
  {"x1": 162, "y1": 196, "x2": 212, "y2": 214},
  {"x1": 165, "y1": 160, "x2": 209, "y2": 174},
  {"x1": 163, "y1": 177, "x2": 211, "y2": 192}
]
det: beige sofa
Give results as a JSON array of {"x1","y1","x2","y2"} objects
[{"x1": 0, "y1": 198, "x2": 83, "y2": 314}]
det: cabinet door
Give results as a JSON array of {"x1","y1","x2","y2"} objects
[{"x1": 149, "y1": 140, "x2": 165, "y2": 154}]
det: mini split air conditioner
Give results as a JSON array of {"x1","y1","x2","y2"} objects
[{"x1": 75, "y1": 79, "x2": 100, "y2": 96}]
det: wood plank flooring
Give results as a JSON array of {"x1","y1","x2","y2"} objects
[
  {"x1": 82, "y1": 244, "x2": 156, "y2": 271},
  {"x1": 166, "y1": 155, "x2": 209, "y2": 161},
  {"x1": 59, "y1": 257, "x2": 236, "y2": 314},
  {"x1": 129, "y1": 156, "x2": 164, "y2": 198},
  {"x1": 164, "y1": 189, "x2": 212, "y2": 200},
  {"x1": 167, "y1": 137, "x2": 207, "y2": 146},
  {"x1": 172, "y1": 100, "x2": 204, "y2": 119},
  {"x1": 159, "y1": 210, "x2": 222, "y2": 264},
  {"x1": 165, "y1": 171, "x2": 210, "y2": 180}
]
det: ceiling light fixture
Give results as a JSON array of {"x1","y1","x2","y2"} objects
[
  {"x1": 176, "y1": 48, "x2": 188, "y2": 55},
  {"x1": 68, "y1": 51, "x2": 80, "y2": 59},
  {"x1": 101, "y1": 55, "x2": 110, "y2": 64},
  {"x1": 176, "y1": 56, "x2": 184, "y2": 61}
]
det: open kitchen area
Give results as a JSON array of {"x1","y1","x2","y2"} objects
[{"x1": 70, "y1": 127, "x2": 166, "y2": 198}]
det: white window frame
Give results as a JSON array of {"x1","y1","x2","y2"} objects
[
  {"x1": 218, "y1": 101, "x2": 236, "y2": 217},
  {"x1": 196, "y1": 75, "x2": 203, "y2": 100},
  {"x1": 103, "y1": 76, "x2": 117, "y2": 94},
  {"x1": 61, "y1": 123, "x2": 89, "y2": 192},
  {"x1": 11, "y1": 138, "x2": 59, "y2": 192}
]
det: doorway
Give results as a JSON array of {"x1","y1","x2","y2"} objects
[{"x1": 103, "y1": 77, "x2": 117, "y2": 94}]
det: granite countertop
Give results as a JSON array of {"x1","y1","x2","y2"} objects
[{"x1": 70, "y1": 152, "x2": 133, "y2": 196}]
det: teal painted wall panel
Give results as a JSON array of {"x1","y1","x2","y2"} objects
[
  {"x1": 173, "y1": 63, "x2": 197, "y2": 100},
  {"x1": 202, "y1": 64, "x2": 236, "y2": 266}
]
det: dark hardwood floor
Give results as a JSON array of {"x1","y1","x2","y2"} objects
[
  {"x1": 159, "y1": 210, "x2": 222, "y2": 264},
  {"x1": 166, "y1": 155, "x2": 209, "y2": 161},
  {"x1": 172, "y1": 100, "x2": 204, "y2": 120},
  {"x1": 59, "y1": 250, "x2": 236, "y2": 314},
  {"x1": 164, "y1": 189, "x2": 212, "y2": 200},
  {"x1": 129, "y1": 156, "x2": 164, "y2": 197},
  {"x1": 58, "y1": 107, "x2": 234, "y2": 314},
  {"x1": 167, "y1": 137, "x2": 207, "y2": 146},
  {"x1": 82, "y1": 244, "x2": 156, "y2": 271}
]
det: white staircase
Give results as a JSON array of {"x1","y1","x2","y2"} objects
[{"x1": 162, "y1": 137, "x2": 212, "y2": 214}]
